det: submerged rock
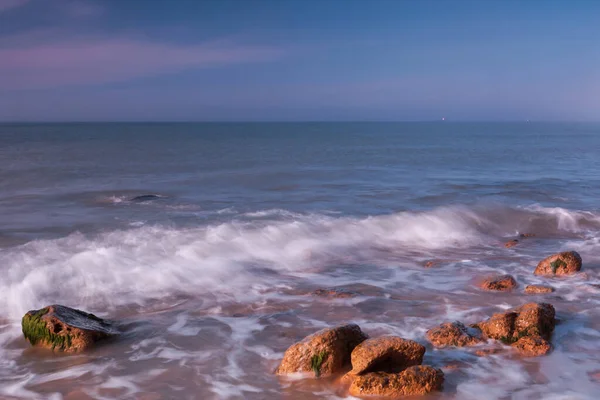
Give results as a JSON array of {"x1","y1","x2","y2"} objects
[
  {"x1": 474, "y1": 302, "x2": 555, "y2": 346},
  {"x1": 525, "y1": 285, "x2": 555, "y2": 294},
  {"x1": 479, "y1": 274, "x2": 518, "y2": 292},
  {"x1": 426, "y1": 321, "x2": 484, "y2": 348},
  {"x1": 22, "y1": 305, "x2": 116, "y2": 352},
  {"x1": 130, "y1": 194, "x2": 161, "y2": 202},
  {"x1": 349, "y1": 366, "x2": 444, "y2": 397},
  {"x1": 348, "y1": 336, "x2": 425, "y2": 376},
  {"x1": 534, "y1": 251, "x2": 582, "y2": 276},
  {"x1": 275, "y1": 324, "x2": 368, "y2": 377},
  {"x1": 511, "y1": 335, "x2": 552, "y2": 356},
  {"x1": 504, "y1": 239, "x2": 519, "y2": 248},
  {"x1": 312, "y1": 288, "x2": 357, "y2": 299}
]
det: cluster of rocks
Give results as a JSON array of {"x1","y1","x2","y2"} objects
[
  {"x1": 275, "y1": 324, "x2": 443, "y2": 397},
  {"x1": 478, "y1": 250, "x2": 582, "y2": 295},
  {"x1": 19, "y1": 250, "x2": 583, "y2": 397},
  {"x1": 427, "y1": 302, "x2": 555, "y2": 356}
]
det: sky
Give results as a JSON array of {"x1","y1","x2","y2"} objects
[{"x1": 0, "y1": 0, "x2": 599, "y2": 122}]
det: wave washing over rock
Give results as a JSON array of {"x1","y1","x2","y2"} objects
[
  {"x1": 3, "y1": 122, "x2": 600, "y2": 399},
  {"x1": 1, "y1": 204, "x2": 600, "y2": 398}
]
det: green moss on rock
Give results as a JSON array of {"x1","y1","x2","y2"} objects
[
  {"x1": 22, "y1": 307, "x2": 72, "y2": 351},
  {"x1": 310, "y1": 351, "x2": 328, "y2": 377}
]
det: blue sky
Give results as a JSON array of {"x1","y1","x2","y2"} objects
[{"x1": 0, "y1": 0, "x2": 598, "y2": 121}]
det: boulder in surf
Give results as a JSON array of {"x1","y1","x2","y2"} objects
[
  {"x1": 22, "y1": 305, "x2": 116, "y2": 352},
  {"x1": 275, "y1": 324, "x2": 368, "y2": 377}
]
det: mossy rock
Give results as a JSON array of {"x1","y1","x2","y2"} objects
[{"x1": 22, "y1": 305, "x2": 117, "y2": 352}]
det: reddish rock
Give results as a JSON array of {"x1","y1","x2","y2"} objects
[
  {"x1": 22, "y1": 305, "x2": 115, "y2": 352},
  {"x1": 525, "y1": 285, "x2": 555, "y2": 294},
  {"x1": 312, "y1": 288, "x2": 357, "y2": 299},
  {"x1": 426, "y1": 321, "x2": 484, "y2": 348},
  {"x1": 474, "y1": 311, "x2": 517, "y2": 341},
  {"x1": 349, "y1": 366, "x2": 444, "y2": 397},
  {"x1": 520, "y1": 233, "x2": 536, "y2": 238},
  {"x1": 474, "y1": 302, "x2": 555, "y2": 346},
  {"x1": 275, "y1": 324, "x2": 368, "y2": 377},
  {"x1": 479, "y1": 275, "x2": 518, "y2": 292},
  {"x1": 348, "y1": 336, "x2": 425, "y2": 376},
  {"x1": 513, "y1": 303, "x2": 555, "y2": 340},
  {"x1": 424, "y1": 260, "x2": 437, "y2": 268},
  {"x1": 511, "y1": 335, "x2": 552, "y2": 356},
  {"x1": 504, "y1": 239, "x2": 519, "y2": 248},
  {"x1": 534, "y1": 251, "x2": 582, "y2": 276},
  {"x1": 474, "y1": 348, "x2": 503, "y2": 357}
]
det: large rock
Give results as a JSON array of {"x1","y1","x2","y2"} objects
[
  {"x1": 349, "y1": 366, "x2": 444, "y2": 397},
  {"x1": 22, "y1": 305, "x2": 116, "y2": 352},
  {"x1": 479, "y1": 274, "x2": 517, "y2": 292},
  {"x1": 474, "y1": 311, "x2": 517, "y2": 342},
  {"x1": 275, "y1": 324, "x2": 368, "y2": 377},
  {"x1": 513, "y1": 302, "x2": 555, "y2": 340},
  {"x1": 474, "y1": 303, "x2": 555, "y2": 345},
  {"x1": 426, "y1": 321, "x2": 484, "y2": 348},
  {"x1": 534, "y1": 251, "x2": 582, "y2": 276},
  {"x1": 348, "y1": 336, "x2": 425, "y2": 375},
  {"x1": 511, "y1": 335, "x2": 552, "y2": 356}
]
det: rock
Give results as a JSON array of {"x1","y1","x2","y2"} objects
[
  {"x1": 474, "y1": 302, "x2": 555, "y2": 345},
  {"x1": 474, "y1": 348, "x2": 503, "y2": 357},
  {"x1": 520, "y1": 233, "x2": 536, "y2": 238},
  {"x1": 22, "y1": 305, "x2": 116, "y2": 352},
  {"x1": 349, "y1": 366, "x2": 444, "y2": 397},
  {"x1": 534, "y1": 251, "x2": 582, "y2": 276},
  {"x1": 474, "y1": 311, "x2": 517, "y2": 341},
  {"x1": 348, "y1": 336, "x2": 425, "y2": 376},
  {"x1": 525, "y1": 285, "x2": 555, "y2": 294},
  {"x1": 130, "y1": 194, "x2": 161, "y2": 202},
  {"x1": 513, "y1": 302, "x2": 555, "y2": 340},
  {"x1": 479, "y1": 274, "x2": 517, "y2": 292},
  {"x1": 312, "y1": 288, "x2": 357, "y2": 299},
  {"x1": 511, "y1": 335, "x2": 552, "y2": 356},
  {"x1": 275, "y1": 324, "x2": 368, "y2": 377},
  {"x1": 504, "y1": 239, "x2": 519, "y2": 248},
  {"x1": 424, "y1": 260, "x2": 438, "y2": 268},
  {"x1": 426, "y1": 321, "x2": 484, "y2": 348}
]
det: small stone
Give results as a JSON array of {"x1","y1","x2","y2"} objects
[
  {"x1": 474, "y1": 348, "x2": 503, "y2": 357},
  {"x1": 480, "y1": 274, "x2": 518, "y2": 292},
  {"x1": 511, "y1": 335, "x2": 552, "y2": 356},
  {"x1": 426, "y1": 321, "x2": 484, "y2": 348},
  {"x1": 348, "y1": 336, "x2": 425, "y2": 375},
  {"x1": 349, "y1": 366, "x2": 444, "y2": 397},
  {"x1": 534, "y1": 251, "x2": 582, "y2": 276},
  {"x1": 504, "y1": 239, "x2": 519, "y2": 248},
  {"x1": 519, "y1": 233, "x2": 536, "y2": 238},
  {"x1": 22, "y1": 305, "x2": 116, "y2": 352},
  {"x1": 275, "y1": 324, "x2": 368, "y2": 377},
  {"x1": 312, "y1": 288, "x2": 357, "y2": 299},
  {"x1": 525, "y1": 285, "x2": 555, "y2": 294}
]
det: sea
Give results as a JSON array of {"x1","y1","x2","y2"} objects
[{"x1": 1, "y1": 122, "x2": 600, "y2": 399}]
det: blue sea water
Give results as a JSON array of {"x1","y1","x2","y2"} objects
[{"x1": 1, "y1": 122, "x2": 600, "y2": 399}]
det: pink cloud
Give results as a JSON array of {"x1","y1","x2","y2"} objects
[
  {"x1": 0, "y1": 37, "x2": 283, "y2": 90},
  {"x1": 0, "y1": 0, "x2": 29, "y2": 12}
]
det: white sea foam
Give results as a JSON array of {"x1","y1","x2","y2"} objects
[{"x1": 1, "y1": 205, "x2": 600, "y2": 322}]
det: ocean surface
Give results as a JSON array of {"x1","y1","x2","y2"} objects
[{"x1": 1, "y1": 122, "x2": 600, "y2": 399}]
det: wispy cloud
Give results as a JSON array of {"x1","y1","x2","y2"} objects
[
  {"x1": 0, "y1": 0, "x2": 29, "y2": 13},
  {"x1": 0, "y1": 35, "x2": 283, "y2": 90}
]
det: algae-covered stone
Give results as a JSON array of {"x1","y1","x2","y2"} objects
[
  {"x1": 22, "y1": 305, "x2": 116, "y2": 352},
  {"x1": 534, "y1": 251, "x2": 582, "y2": 276},
  {"x1": 275, "y1": 324, "x2": 368, "y2": 377}
]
